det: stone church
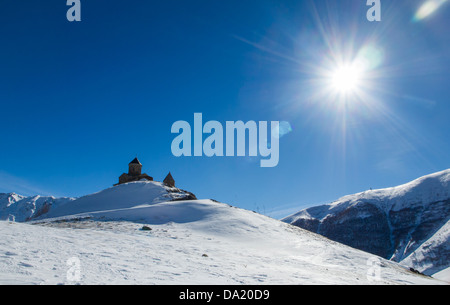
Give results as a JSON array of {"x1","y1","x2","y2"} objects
[{"x1": 115, "y1": 157, "x2": 175, "y2": 187}]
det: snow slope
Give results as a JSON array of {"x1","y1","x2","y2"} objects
[
  {"x1": 42, "y1": 181, "x2": 196, "y2": 220},
  {"x1": 0, "y1": 181, "x2": 444, "y2": 284},
  {"x1": 401, "y1": 220, "x2": 450, "y2": 278},
  {"x1": 283, "y1": 169, "x2": 450, "y2": 278},
  {"x1": 0, "y1": 193, "x2": 74, "y2": 222}
]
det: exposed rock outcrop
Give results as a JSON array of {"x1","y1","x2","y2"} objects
[{"x1": 283, "y1": 169, "x2": 450, "y2": 276}]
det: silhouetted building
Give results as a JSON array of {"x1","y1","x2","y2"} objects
[
  {"x1": 115, "y1": 157, "x2": 153, "y2": 185},
  {"x1": 163, "y1": 172, "x2": 175, "y2": 187}
]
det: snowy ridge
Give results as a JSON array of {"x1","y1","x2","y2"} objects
[
  {"x1": 402, "y1": 220, "x2": 450, "y2": 276},
  {"x1": 1, "y1": 180, "x2": 444, "y2": 284},
  {"x1": 285, "y1": 169, "x2": 450, "y2": 224},
  {"x1": 0, "y1": 193, "x2": 74, "y2": 222},
  {"x1": 43, "y1": 181, "x2": 196, "y2": 220},
  {"x1": 1, "y1": 181, "x2": 195, "y2": 223},
  {"x1": 283, "y1": 169, "x2": 450, "y2": 280}
]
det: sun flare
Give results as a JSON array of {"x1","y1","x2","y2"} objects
[{"x1": 330, "y1": 64, "x2": 362, "y2": 94}]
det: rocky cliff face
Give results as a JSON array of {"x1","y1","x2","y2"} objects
[{"x1": 283, "y1": 169, "x2": 450, "y2": 277}]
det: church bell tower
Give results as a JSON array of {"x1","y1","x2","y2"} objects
[{"x1": 128, "y1": 157, "x2": 142, "y2": 176}]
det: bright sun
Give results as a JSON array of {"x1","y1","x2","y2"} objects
[
  {"x1": 330, "y1": 64, "x2": 362, "y2": 94},
  {"x1": 315, "y1": 44, "x2": 384, "y2": 104}
]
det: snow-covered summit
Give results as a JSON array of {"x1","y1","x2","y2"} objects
[
  {"x1": 1, "y1": 178, "x2": 446, "y2": 284},
  {"x1": 337, "y1": 168, "x2": 450, "y2": 212},
  {"x1": 285, "y1": 169, "x2": 450, "y2": 224},
  {"x1": 1, "y1": 181, "x2": 196, "y2": 223},
  {"x1": 283, "y1": 169, "x2": 450, "y2": 279},
  {"x1": 43, "y1": 180, "x2": 196, "y2": 220},
  {"x1": 2, "y1": 199, "x2": 443, "y2": 284},
  {"x1": 0, "y1": 192, "x2": 74, "y2": 222}
]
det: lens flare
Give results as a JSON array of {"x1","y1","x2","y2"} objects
[
  {"x1": 273, "y1": 121, "x2": 293, "y2": 139},
  {"x1": 354, "y1": 45, "x2": 384, "y2": 71},
  {"x1": 413, "y1": 0, "x2": 448, "y2": 22}
]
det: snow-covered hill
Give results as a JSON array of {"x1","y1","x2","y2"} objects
[
  {"x1": 0, "y1": 181, "x2": 444, "y2": 284},
  {"x1": 0, "y1": 181, "x2": 196, "y2": 223},
  {"x1": 283, "y1": 169, "x2": 450, "y2": 280},
  {"x1": 0, "y1": 193, "x2": 74, "y2": 222},
  {"x1": 41, "y1": 181, "x2": 197, "y2": 220}
]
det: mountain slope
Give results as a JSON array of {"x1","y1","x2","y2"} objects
[
  {"x1": 1, "y1": 181, "x2": 195, "y2": 223},
  {"x1": 1, "y1": 206, "x2": 442, "y2": 284},
  {"x1": 1, "y1": 180, "x2": 445, "y2": 284},
  {"x1": 43, "y1": 181, "x2": 196, "y2": 219},
  {"x1": 0, "y1": 193, "x2": 74, "y2": 222},
  {"x1": 283, "y1": 169, "x2": 450, "y2": 278}
]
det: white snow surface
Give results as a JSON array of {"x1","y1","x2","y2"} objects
[
  {"x1": 433, "y1": 267, "x2": 450, "y2": 282},
  {"x1": 282, "y1": 169, "x2": 450, "y2": 277},
  {"x1": 0, "y1": 181, "x2": 444, "y2": 285},
  {"x1": 402, "y1": 220, "x2": 450, "y2": 276},
  {"x1": 0, "y1": 193, "x2": 74, "y2": 222},
  {"x1": 284, "y1": 169, "x2": 450, "y2": 224},
  {"x1": 42, "y1": 181, "x2": 190, "y2": 219}
]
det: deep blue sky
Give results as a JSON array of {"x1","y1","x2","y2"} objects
[{"x1": 1, "y1": 0, "x2": 449, "y2": 218}]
